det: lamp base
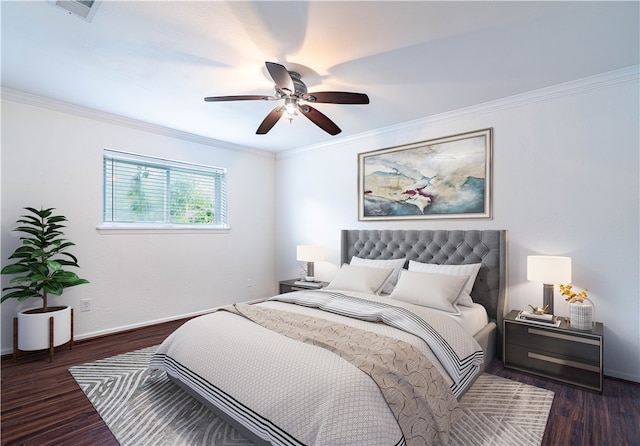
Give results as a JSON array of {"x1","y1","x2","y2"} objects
[
  {"x1": 542, "y1": 284, "x2": 554, "y2": 315},
  {"x1": 304, "y1": 262, "x2": 315, "y2": 282}
]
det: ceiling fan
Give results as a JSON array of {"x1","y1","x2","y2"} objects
[{"x1": 204, "y1": 62, "x2": 369, "y2": 135}]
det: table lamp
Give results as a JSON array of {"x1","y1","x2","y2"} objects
[
  {"x1": 296, "y1": 245, "x2": 325, "y2": 282},
  {"x1": 527, "y1": 255, "x2": 572, "y2": 315}
]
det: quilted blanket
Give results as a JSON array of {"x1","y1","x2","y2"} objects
[
  {"x1": 150, "y1": 290, "x2": 483, "y2": 446},
  {"x1": 224, "y1": 303, "x2": 461, "y2": 446}
]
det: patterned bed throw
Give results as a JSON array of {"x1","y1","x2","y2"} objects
[
  {"x1": 225, "y1": 303, "x2": 461, "y2": 446},
  {"x1": 271, "y1": 291, "x2": 484, "y2": 397}
]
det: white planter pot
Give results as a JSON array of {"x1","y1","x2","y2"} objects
[{"x1": 17, "y1": 305, "x2": 72, "y2": 351}]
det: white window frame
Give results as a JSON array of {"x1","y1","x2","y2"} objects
[{"x1": 98, "y1": 149, "x2": 229, "y2": 234}]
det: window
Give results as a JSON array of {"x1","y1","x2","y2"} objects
[{"x1": 103, "y1": 149, "x2": 227, "y2": 227}]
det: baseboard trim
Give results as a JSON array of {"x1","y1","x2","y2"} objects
[{"x1": 0, "y1": 298, "x2": 268, "y2": 357}]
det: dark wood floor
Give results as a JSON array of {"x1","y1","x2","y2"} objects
[
  {"x1": 485, "y1": 361, "x2": 640, "y2": 446},
  {"x1": 1, "y1": 318, "x2": 188, "y2": 446},
  {"x1": 2, "y1": 318, "x2": 639, "y2": 446}
]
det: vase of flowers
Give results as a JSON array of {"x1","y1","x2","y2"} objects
[{"x1": 559, "y1": 284, "x2": 594, "y2": 330}]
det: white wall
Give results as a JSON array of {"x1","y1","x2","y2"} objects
[
  {"x1": 1, "y1": 98, "x2": 277, "y2": 352},
  {"x1": 2, "y1": 68, "x2": 637, "y2": 383},
  {"x1": 275, "y1": 68, "x2": 640, "y2": 382}
]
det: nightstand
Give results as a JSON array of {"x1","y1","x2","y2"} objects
[
  {"x1": 503, "y1": 309, "x2": 603, "y2": 393},
  {"x1": 279, "y1": 278, "x2": 328, "y2": 294}
]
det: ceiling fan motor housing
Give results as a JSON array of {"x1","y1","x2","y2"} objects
[{"x1": 288, "y1": 71, "x2": 307, "y2": 96}]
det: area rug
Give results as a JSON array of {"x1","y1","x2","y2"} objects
[{"x1": 70, "y1": 346, "x2": 554, "y2": 446}]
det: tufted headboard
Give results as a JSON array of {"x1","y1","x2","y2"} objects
[{"x1": 341, "y1": 229, "x2": 508, "y2": 336}]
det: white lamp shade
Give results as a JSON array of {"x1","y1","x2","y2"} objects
[
  {"x1": 296, "y1": 245, "x2": 325, "y2": 262},
  {"x1": 527, "y1": 255, "x2": 572, "y2": 284}
]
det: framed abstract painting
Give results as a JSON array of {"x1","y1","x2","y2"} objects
[{"x1": 358, "y1": 128, "x2": 492, "y2": 220}]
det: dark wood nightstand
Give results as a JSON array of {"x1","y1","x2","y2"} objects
[
  {"x1": 503, "y1": 309, "x2": 603, "y2": 393},
  {"x1": 279, "y1": 279, "x2": 329, "y2": 294}
]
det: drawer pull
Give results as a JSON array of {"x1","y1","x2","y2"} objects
[
  {"x1": 527, "y1": 352, "x2": 600, "y2": 373},
  {"x1": 528, "y1": 328, "x2": 600, "y2": 346}
]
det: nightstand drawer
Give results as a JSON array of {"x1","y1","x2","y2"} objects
[
  {"x1": 505, "y1": 322, "x2": 600, "y2": 363},
  {"x1": 505, "y1": 343, "x2": 602, "y2": 391},
  {"x1": 503, "y1": 310, "x2": 603, "y2": 393}
]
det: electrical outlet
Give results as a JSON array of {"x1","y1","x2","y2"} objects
[
  {"x1": 80, "y1": 299, "x2": 91, "y2": 312},
  {"x1": 247, "y1": 278, "x2": 252, "y2": 288}
]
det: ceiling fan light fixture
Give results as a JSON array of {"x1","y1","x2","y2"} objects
[
  {"x1": 284, "y1": 97, "x2": 298, "y2": 121},
  {"x1": 284, "y1": 97, "x2": 298, "y2": 119}
]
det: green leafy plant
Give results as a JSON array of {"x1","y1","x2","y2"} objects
[{"x1": 1, "y1": 207, "x2": 89, "y2": 312}]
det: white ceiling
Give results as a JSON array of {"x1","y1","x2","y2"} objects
[{"x1": 2, "y1": 1, "x2": 638, "y2": 153}]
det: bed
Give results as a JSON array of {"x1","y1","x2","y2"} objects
[{"x1": 150, "y1": 229, "x2": 507, "y2": 446}]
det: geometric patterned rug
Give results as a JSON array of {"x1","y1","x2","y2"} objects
[
  {"x1": 69, "y1": 346, "x2": 554, "y2": 446},
  {"x1": 451, "y1": 372, "x2": 554, "y2": 445}
]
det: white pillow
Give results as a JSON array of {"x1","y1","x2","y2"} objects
[
  {"x1": 349, "y1": 256, "x2": 406, "y2": 294},
  {"x1": 389, "y1": 270, "x2": 468, "y2": 314},
  {"x1": 408, "y1": 261, "x2": 482, "y2": 307},
  {"x1": 326, "y1": 264, "x2": 394, "y2": 295}
]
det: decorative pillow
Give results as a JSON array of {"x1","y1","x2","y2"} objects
[
  {"x1": 408, "y1": 261, "x2": 482, "y2": 307},
  {"x1": 349, "y1": 256, "x2": 406, "y2": 294},
  {"x1": 326, "y1": 264, "x2": 394, "y2": 295},
  {"x1": 389, "y1": 270, "x2": 469, "y2": 314}
]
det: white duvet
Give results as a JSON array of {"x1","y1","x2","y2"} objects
[{"x1": 150, "y1": 290, "x2": 483, "y2": 446}]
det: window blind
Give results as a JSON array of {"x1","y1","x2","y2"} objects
[{"x1": 103, "y1": 149, "x2": 226, "y2": 226}]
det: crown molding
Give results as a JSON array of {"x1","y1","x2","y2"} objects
[
  {"x1": 3, "y1": 65, "x2": 637, "y2": 160},
  {"x1": 0, "y1": 87, "x2": 274, "y2": 159},
  {"x1": 278, "y1": 65, "x2": 639, "y2": 159}
]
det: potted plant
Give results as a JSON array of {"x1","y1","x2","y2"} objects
[{"x1": 1, "y1": 207, "x2": 89, "y2": 357}]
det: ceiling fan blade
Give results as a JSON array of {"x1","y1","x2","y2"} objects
[
  {"x1": 256, "y1": 106, "x2": 284, "y2": 134},
  {"x1": 302, "y1": 91, "x2": 370, "y2": 104},
  {"x1": 265, "y1": 62, "x2": 294, "y2": 95},
  {"x1": 301, "y1": 105, "x2": 341, "y2": 135},
  {"x1": 204, "y1": 95, "x2": 274, "y2": 102}
]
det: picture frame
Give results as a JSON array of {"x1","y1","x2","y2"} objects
[{"x1": 358, "y1": 128, "x2": 492, "y2": 221}]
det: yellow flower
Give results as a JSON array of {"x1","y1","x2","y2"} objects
[{"x1": 559, "y1": 283, "x2": 588, "y2": 303}]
